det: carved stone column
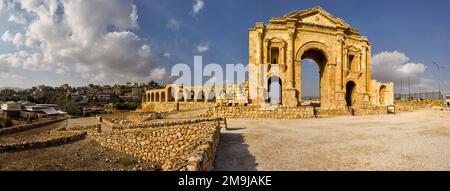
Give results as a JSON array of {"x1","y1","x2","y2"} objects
[
  {"x1": 286, "y1": 32, "x2": 295, "y2": 88},
  {"x1": 336, "y1": 38, "x2": 346, "y2": 110},
  {"x1": 256, "y1": 31, "x2": 265, "y2": 105},
  {"x1": 284, "y1": 30, "x2": 298, "y2": 107}
]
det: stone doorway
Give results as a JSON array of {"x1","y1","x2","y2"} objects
[
  {"x1": 345, "y1": 81, "x2": 356, "y2": 107},
  {"x1": 268, "y1": 76, "x2": 282, "y2": 105},
  {"x1": 379, "y1": 85, "x2": 387, "y2": 106}
]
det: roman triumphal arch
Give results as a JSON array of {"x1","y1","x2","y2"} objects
[{"x1": 248, "y1": 6, "x2": 394, "y2": 110}]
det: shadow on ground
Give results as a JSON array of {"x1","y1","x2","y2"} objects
[{"x1": 214, "y1": 132, "x2": 257, "y2": 171}]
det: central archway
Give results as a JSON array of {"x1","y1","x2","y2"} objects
[{"x1": 296, "y1": 42, "x2": 329, "y2": 107}]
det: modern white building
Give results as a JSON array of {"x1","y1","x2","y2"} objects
[
  {"x1": 1, "y1": 101, "x2": 22, "y2": 118},
  {"x1": 445, "y1": 95, "x2": 450, "y2": 107}
]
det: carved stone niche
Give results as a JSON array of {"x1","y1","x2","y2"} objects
[
  {"x1": 265, "y1": 38, "x2": 287, "y2": 72},
  {"x1": 344, "y1": 45, "x2": 362, "y2": 78}
]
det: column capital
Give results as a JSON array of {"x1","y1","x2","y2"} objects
[
  {"x1": 257, "y1": 31, "x2": 264, "y2": 39},
  {"x1": 288, "y1": 31, "x2": 296, "y2": 40}
]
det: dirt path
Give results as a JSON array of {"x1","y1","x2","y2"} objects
[{"x1": 215, "y1": 109, "x2": 450, "y2": 171}]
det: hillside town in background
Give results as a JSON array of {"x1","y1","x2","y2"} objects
[{"x1": 0, "y1": 81, "x2": 163, "y2": 127}]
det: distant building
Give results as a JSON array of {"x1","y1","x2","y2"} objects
[
  {"x1": 445, "y1": 95, "x2": 450, "y2": 107},
  {"x1": 131, "y1": 86, "x2": 144, "y2": 97},
  {"x1": 97, "y1": 92, "x2": 112, "y2": 101},
  {"x1": 0, "y1": 89, "x2": 16, "y2": 95},
  {"x1": 22, "y1": 105, "x2": 66, "y2": 120},
  {"x1": 113, "y1": 85, "x2": 123, "y2": 95},
  {"x1": 82, "y1": 108, "x2": 105, "y2": 117},
  {"x1": 126, "y1": 82, "x2": 138, "y2": 87},
  {"x1": 1, "y1": 101, "x2": 22, "y2": 119}
]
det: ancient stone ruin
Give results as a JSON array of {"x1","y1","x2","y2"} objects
[{"x1": 141, "y1": 7, "x2": 394, "y2": 116}]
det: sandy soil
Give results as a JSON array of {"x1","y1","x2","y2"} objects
[{"x1": 215, "y1": 109, "x2": 450, "y2": 171}]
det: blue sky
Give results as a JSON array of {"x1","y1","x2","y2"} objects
[{"x1": 0, "y1": 0, "x2": 449, "y2": 95}]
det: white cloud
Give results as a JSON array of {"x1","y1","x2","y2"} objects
[
  {"x1": 2, "y1": 30, "x2": 24, "y2": 47},
  {"x1": 372, "y1": 51, "x2": 434, "y2": 90},
  {"x1": 8, "y1": 14, "x2": 27, "y2": 24},
  {"x1": 163, "y1": 51, "x2": 171, "y2": 59},
  {"x1": 166, "y1": 18, "x2": 181, "y2": 32},
  {"x1": 148, "y1": 67, "x2": 167, "y2": 81},
  {"x1": 191, "y1": 0, "x2": 205, "y2": 15},
  {"x1": 195, "y1": 41, "x2": 209, "y2": 53},
  {"x1": 0, "y1": 0, "x2": 166, "y2": 84}
]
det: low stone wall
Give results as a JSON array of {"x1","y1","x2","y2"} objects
[
  {"x1": 395, "y1": 100, "x2": 444, "y2": 112},
  {"x1": 352, "y1": 106, "x2": 388, "y2": 115},
  {"x1": 0, "y1": 131, "x2": 87, "y2": 153},
  {"x1": 109, "y1": 117, "x2": 226, "y2": 130},
  {"x1": 205, "y1": 106, "x2": 317, "y2": 119},
  {"x1": 127, "y1": 113, "x2": 162, "y2": 123},
  {"x1": 70, "y1": 124, "x2": 102, "y2": 133},
  {"x1": 316, "y1": 108, "x2": 350, "y2": 117},
  {"x1": 140, "y1": 102, "x2": 215, "y2": 113},
  {"x1": 0, "y1": 117, "x2": 68, "y2": 136},
  {"x1": 91, "y1": 121, "x2": 221, "y2": 171},
  {"x1": 205, "y1": 106, "x2": 390, "y2": 119}
]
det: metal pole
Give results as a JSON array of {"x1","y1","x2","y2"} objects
[
  {"x1": 408, "y1": 76, "x2": 411, "y2": 101},
  {"x1": 400, "y1": 78, "x2": 403, "y2": 100},
  {"x1": 432, "y1": 62, "x2": 444, "y2": 100}
]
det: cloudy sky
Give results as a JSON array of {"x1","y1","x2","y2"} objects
[{"x1": 0, "y1": 0, "x2": 449, "y2": 95}]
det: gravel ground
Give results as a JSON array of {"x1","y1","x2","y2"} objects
[{"x1": 215, "y1": 109, "x2": 450, "y2": 171}]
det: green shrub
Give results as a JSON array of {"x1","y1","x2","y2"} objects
[
  {"x1": 0, "y1": 117, "x2": 13, "y2": 128},
  {"x1": 115, "y1": 102, "x2": 139, "y2": 110}
]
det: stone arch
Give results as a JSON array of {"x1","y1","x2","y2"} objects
[
  {"x1": 178, "y1": 89, "x2": 185, "y2": 102},
  {"x1": 295, "y1": 41, "x2": 331, "y2": 63},
  {"x1": 188, "y1": 90, "x2": 195, "y2": 102},
  {"x1": 151, "y1": 93, "x2": 155, "y2": 102},
  {"x1": 207, "y1": 90, "x2": 216, "y2": 102},
  {"x1": 296, "y1": 41, "x2": 331, "y2": 107},
  {"x1": 345, "y1": 80, "x2": 356, "y2": 107},
  {"x1": 267, "y1": 76, "x2": 283, "y2": 105},
  {"x1": 379, "y1": 85, "x2": 387, "y2": 106},
  {"x1": 155, "y1": 92, "x2": 160, "y2": 102},
  {"x1": 167, "y1": 87, "x2": 175, "y2": 102},
  {"x1": 197, "y1": 90, "x2": 206, "y2": 102},
  {"x1": 161, "y1": 92, "x2": 166, "y2": 102}
]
